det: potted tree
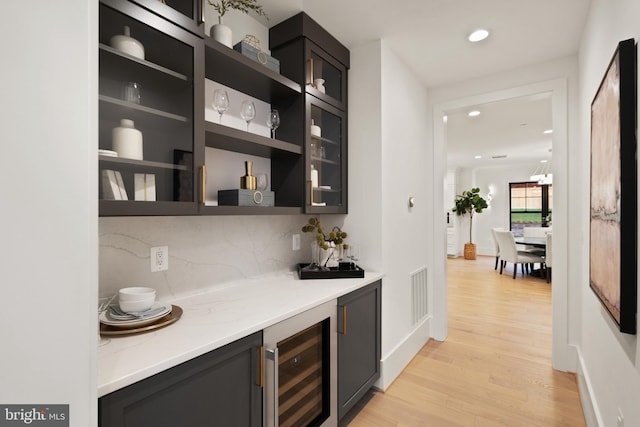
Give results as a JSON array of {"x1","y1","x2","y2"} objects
[{"x1": 452, "y1": 187, "x2": 488, "y2": 260}]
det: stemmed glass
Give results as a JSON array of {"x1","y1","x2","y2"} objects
[
  {"x1": 212, "y1": 89, "x2": 229, "y2": 123},
  {"x1": 240, "y1": 100, "x2": 256, "y2": 131},
  {"x1": 267, "y1": 109, "x2": 280, "y2": 139}
]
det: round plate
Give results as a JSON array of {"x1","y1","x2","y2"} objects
[
  {"x1": 100, "y1": 305, "x2": 182, "y2": 336},
  {"x1": 100, "y1": 303, "x2": 171, "y2": 328},
  {"x1": 99, "y1": 149, "x2": 118, "y2": 157}
]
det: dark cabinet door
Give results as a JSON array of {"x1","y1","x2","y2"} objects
[
  {"x1": 337, "y1": 280, "x2": 382, "y2": 421},
  {"x1": 99, "y1": 331, "x2": 263, "y2": 427},
  {"x1": 305, "y1": 40, "x2": 348, "y2": 111},
  {"x1": 99, "y1": 0, "x2": 204, "y2": 216},
  {"x1": 305, "y1": 96, "x2": 347, "y2": 213},
  {"x1": 130, "y1": 0, "x2": 205, "y2": 36}
]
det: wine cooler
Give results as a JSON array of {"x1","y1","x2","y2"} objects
[{"x1": 263, "y1": 300, "x2": 337, "y2": 427}]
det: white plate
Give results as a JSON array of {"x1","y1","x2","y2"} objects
[{"x1": 99, "y1": 304, "x2": 171, "y2": 328}]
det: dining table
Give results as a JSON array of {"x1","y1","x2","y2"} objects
[{"x1": 514, "y1": 236, "x2": 547, "y2": 248}]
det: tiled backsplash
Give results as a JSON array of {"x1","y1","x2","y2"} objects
[{"x1": 99, "y1": 215, "x2": 328, "y2": 301}]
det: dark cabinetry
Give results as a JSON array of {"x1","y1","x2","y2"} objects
[
  {"x1": 337, "y1": 280, "x2": 382, "y2": 421},
  {"x1": 99, "y1": 331, "x2": 263, "y2": 427},
  {"x1": 99, "y1": 0, "x2": 204, "y2": 216},
  {"x1": 270, "y1": 13, "x2": 350, "y2": 214},
  {"x1": 130, "y1": 0, "x2": 205, "y2": 36}
]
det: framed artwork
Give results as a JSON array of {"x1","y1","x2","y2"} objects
[{"x1": 589, "y1": 38, "x2": 637, "y2": 334}]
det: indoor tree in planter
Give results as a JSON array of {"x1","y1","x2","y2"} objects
[
  {"x1": 208, "y1": 0, "x2": 268, "y2": 48},
  {"x1": 452, "y1": 187, "x2": 488, "y2": 260}
]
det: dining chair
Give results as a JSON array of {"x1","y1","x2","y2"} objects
[
  {"x1": 545, "y1": 232, "x2": 552, "y2": 283},
  {"x1": 495, "y1": 230, "x2": 545, "y2": 279},
  {"x1": 491, "y1": 228, "x2": 505, "y2": 271}
]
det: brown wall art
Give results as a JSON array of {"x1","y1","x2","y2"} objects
[{"x1": 590, "y1": 38, "x2": 637, "y2": 334}]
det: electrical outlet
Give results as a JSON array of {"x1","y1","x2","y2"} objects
[
  {"x1": 150, "y1": 246, "x2": 169, "y2": 272},
  {"x1": 292, "y1": 234, "x2": 301, "y2": 251}
]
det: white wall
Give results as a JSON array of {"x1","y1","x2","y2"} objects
[
  {"x1": 0, "y1": 2, "x2": 98, "y2": 426},
  {"x1": 576, "y1": 1, "x2": 640, "y2": 426},
  {"x1": 346, "y1": 40, "x2": 432, "y2": 389}
]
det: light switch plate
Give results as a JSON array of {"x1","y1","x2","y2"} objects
[
  {"x1": 150, "y1": 246, "x2": 169, "y2": 272},
  {"x1": 292, "y1": 234, "x2": 301, "y2": 251}
]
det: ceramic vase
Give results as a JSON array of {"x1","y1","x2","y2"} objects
[
  {"x1": 112, "y1": 119, "x2": 143, "y2": 160},
  {"x1": 110, "y1": 25, "x2": 145, "y2": 60},
  {"x1": 211, "y1": 17, "x2": 232, "y2": 48}
]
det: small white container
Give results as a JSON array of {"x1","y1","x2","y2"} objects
[
  {"x1": 110, "y1": 26, "x2": 145, "y2": 60},
  {"x1": 314, "y1": 78, "x2": 325, "y2": 93},
  {"x1": 118, "y1": 287, "x2": 155, "y2": 313},
  {"x1": 112, "y1": 119, "x2": 143, "y2": 160},
  {"x1": 310, "y1": 119, "x2": 321, "y2": 138}
]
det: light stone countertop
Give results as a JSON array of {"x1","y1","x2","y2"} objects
[{"x1": 98, "y1": 270, "x2": 384, "y2": 397}]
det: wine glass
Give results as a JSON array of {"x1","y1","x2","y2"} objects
[
  {"x1": 212, "y1": 89, "x2": 229, "y2": 123},
  {"x1": 240, "y1": 100, "x2": 256, "y2": 131},
  {"x1": 267, "y1": 109, "x2": 280, "y2": 139}
]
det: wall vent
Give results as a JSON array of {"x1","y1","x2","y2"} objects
[{"x1": 411, "y1": 267, "x2": 428, "y2": 326}]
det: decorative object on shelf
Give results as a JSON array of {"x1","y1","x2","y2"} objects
[
  {"x1": 112, "y1": 119, "x2": 143, "y2": 160},
  {"x1": 267, "y1": 109, "x2": 280, "y2": 138},
  {"x1": 208, "y1": 0, "x2": 268, "y2": 48},
  {"x1": 301, "y1": 217, "x2": 348, "y2": 269},
  {"x1": 233, "y1": 35, "x2": 280, "y2": 73},
  {"x1": 99, "y1": 149, "x2": 118, "y2": 158},
  {"x1": 314, "y1": 78, "x2": 325, "y2": 93},
  {"x1": 256, "y1": 173, "x2": 268, "y2": 191},
  {"x1": 310, "y1": 119, "x2": 321, "y2": 137},
  {"x1": 452, "y1": 187, "x2": 488, "y2": 260},
  {"x1": 110, "y1": 25, "x2": 145, "y2": 60},
  {"x1": 134, "y1": 173, "x2": 157, "y2": 201},
  {"x1": 310, "y1": 164, "x2": 318, "y2": 188},
  {"x1": 102, "y1": 170, "x2": 128, "y2": 200},
  {"x1": 212, "y1": 89, "x2": 230, "y2": 123},
  {"x1": 218, "y1": 188, "x2": 274, "y2": 206},
  {"x1": 240, "y1": 100, "x2": 256, "y2": 131},
  {"x1": 123, "y1": 81, "x2": 141, "y2": 104},
  {"x1": 240, "y1": 160, "x2": 257, "y2": 190}
]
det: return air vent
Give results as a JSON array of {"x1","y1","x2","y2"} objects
[
  {"x1": 492, "y1": 154, "x2": 508, "y2": 159},
  {"x1": 411, "y1": 267, "x2": 428, "y2": 326}
]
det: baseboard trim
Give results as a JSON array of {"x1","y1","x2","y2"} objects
[
  {"x1": 375, "y1": 316, "x2": 431, "y2": 391},
  {"x1": 576, "y1": 348, "x2": 603, "y2": 427}
]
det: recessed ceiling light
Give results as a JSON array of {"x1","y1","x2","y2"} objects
[
  {"x1": 468, "y1": 110, "x2": 481, "y2": 117},
  {"x1": 544, "y1": 129, "x2": 553, "y2": 134},
  {"x1": 468, "y1": 29, "x2": 489, "y2": 42},
  {"x1": 443, "y1": 115, "x2": 448, "y2": 123},
  {"x1": 540, "y1": 160, "x2": 548, "y2": 163},
  {"x1": 475, "y1": 155, "x2": 482, "y2": 159}
]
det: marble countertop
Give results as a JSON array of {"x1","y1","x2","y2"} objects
[{"x1": 98, "y1": 269, "x2": 384, "y2": 397}]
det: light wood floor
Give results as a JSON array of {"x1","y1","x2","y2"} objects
[{"x1": 347, "y1": 256, "x2": 585, "y2": 427}]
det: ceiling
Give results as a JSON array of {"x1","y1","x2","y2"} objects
[{"x1": 258, "y1": 0, "x2": 591, "y2": 168}]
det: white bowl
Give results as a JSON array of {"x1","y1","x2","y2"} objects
[
  {"x1": 118, "y1": 287, "x2": 155, "y2": 312},
  {"x1": 119, "y1": 299, "x2": 154, "y2": 313}
]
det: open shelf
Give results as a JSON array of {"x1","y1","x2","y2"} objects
[
  {"x1": 99, "y1": 155, "x2": 189, "y2": 170},
  {"x1": 204, "y1": 37, "x2": 301, "y2": 104},
  {"x1": 204, "y1": 121, "x2": 302, "y2": 158},
  {"x1": 200, "y1": 205, "x2": 302, "y2": 216},
  {"x1": 99, "y1": 43, "x2": 189, "y2": 81},
  {"x1": 100, "y1": 95, "x2": 189, "y2": 122}
]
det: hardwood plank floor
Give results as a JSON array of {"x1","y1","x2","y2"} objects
[{"x1": 347, "y1": 256, "x2": 585, "y2": 427}]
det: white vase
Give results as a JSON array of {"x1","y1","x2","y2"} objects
[
  {"x1": 110, "y1": 25, "x2": 145, "y2": 60},
  {"x1": 211, "y1": 17, "x2": 232, "y2": 48},
  {"x1": 112, "y1": 119, "x2": 143, "y2": 160}
]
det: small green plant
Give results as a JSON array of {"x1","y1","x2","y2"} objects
[
  {"x1": 452, "y1": 187, "x2": 488, "y2": 244},
  {"x1": 208, "y1": 0, "x2": 268, "y2": 19},
  {"x1": 302, "y1": 217, "x2": 348, "y2": 250}
]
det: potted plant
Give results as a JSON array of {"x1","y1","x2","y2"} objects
[
  {"x1": 208, "y1": 0, "x2": 268, "y2": 48},
  {"x1": 452, "y1": 187, "x2": 488, "y2": 260},
  {"x1": 302, "y1": 217, "x2": 348, "y2": 269}
]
